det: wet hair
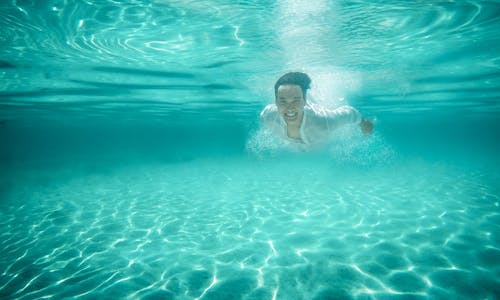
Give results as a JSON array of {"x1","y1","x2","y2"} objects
[{"x1": 274, "y1": 72, "x2": 311, "y2": 99}]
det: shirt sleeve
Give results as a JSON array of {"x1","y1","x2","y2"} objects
[
  {"x1": 260, "y1": 104, "x2": 278, "y2": 125},
  {"x1": 325, "y1": 105, "x2": 363, "y2": 131}
]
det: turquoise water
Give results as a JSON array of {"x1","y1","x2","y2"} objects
[{"x1": 1, "y1": 0, "x2": 500, "y2": 299}]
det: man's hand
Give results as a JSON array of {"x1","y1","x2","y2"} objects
[{"x1": 360, "y1": 118, "x2": 374, "y2": 136}]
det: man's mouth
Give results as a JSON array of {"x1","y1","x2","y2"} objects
[{"x1": 284, "y1": 112, "x2": 298, "y2": 119}]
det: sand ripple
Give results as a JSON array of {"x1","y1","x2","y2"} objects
[{"x1": 0, "y1": 157, "x2": 499, "y2": 299}]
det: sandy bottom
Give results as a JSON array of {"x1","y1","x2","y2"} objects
[{"x1": 1, "y1": 156, "x2": 499, "y2": 299}]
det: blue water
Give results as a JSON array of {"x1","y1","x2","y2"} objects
[{"x1": 1, "y1": 0, "x2": 500, "y2": 299}]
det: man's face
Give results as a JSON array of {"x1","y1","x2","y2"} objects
[{"x1": 275, "y1": 84, "x2": 305, "y2": 126}]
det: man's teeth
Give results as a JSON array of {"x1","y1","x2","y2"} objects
[{"x1": 285, "y1": 113, "x2": 297, "y2": 117}]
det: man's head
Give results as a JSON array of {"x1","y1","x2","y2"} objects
[
  {"x1": 274, "y1": 72, "x2": 311, "y2": 99},
  {"x1": 274, "y1": 72, "x2": 311, "y2": 126}
]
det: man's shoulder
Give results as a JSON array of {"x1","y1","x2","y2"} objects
[
  {"x1": 260, "y1": 104, "x2": 278, "y2": 118},
  {"x1": 308, "y1": 103, "x2": 357, "y2": 117},
  {"x1": 261, "y1": 103, "x2": 277, "y2": 112},
  {"x1": 309, "y1": 104, "x2": 362, "y2": 127},
  {"x1": 305, "y1": 103, "x2": 332, "y2": 118}
]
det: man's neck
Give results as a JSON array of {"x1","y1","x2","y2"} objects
[{"x1": 286, "y1": 123, "x2": 302, "y2": 139}]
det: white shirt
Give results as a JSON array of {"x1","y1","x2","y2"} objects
[{"x1": 260, "y1": 103, "x2": 362, "y2": 146}]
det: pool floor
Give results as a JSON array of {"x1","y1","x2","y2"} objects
[{"x1": 1, "y1": 156, "x2": 499, "y2": 299}]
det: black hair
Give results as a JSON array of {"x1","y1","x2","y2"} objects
[{"x1": 274, "y1": 72, "x2": 311, "y2": 99}]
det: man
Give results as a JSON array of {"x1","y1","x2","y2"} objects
[{"x1": 260, "y1": 72, "x2": 373, "y2": 146}]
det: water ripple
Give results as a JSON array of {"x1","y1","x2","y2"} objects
[
  {"x1": 321, "y1": 1, "x2": 500, "y2": 68},
  {"x1": 1, "y1": 0, "x2": 499, "y2": 117},
  {"x1": 2, "y1": 0, "x2": 276, "y2": 67}
]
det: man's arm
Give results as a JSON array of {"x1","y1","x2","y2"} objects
[
  {"x1": 260, "y1": 104, "x2": 281, "y2": 132},
  {"x1": 325, "y1": 105, "x2": 373, "y2": 135},
  {"x1": 260, "y1": 104, "x2": 272, "y2": 125}
]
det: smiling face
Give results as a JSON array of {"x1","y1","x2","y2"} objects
[{"x1": 275, "y1": 84, "x2": 305, "y2": 127}]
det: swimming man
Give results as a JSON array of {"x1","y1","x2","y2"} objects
[{"x1": 260, "y1": 72, "x2": 374, "y2": 146}]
